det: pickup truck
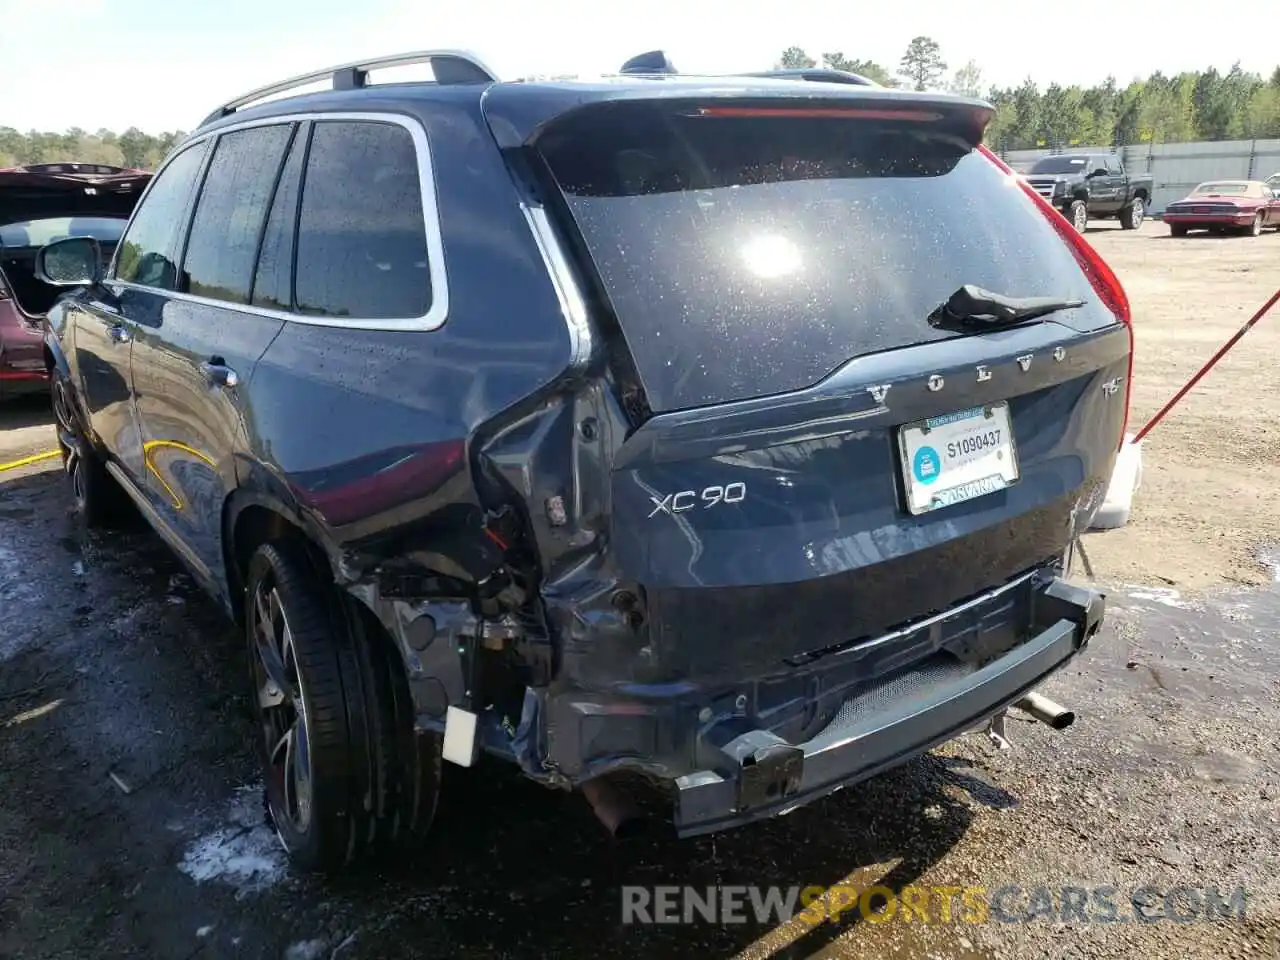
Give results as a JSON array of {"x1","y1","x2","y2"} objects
[{"x1": 1022, "y1": 153, "x2": 1154, "y2": 233}]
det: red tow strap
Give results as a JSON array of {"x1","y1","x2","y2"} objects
[{"x1": 1131, "y1": 287, "x2": 1280, "y2": 444}]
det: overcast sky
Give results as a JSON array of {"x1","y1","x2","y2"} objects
[{"x1": 1, "y1": 0, "x2": 1275, "y2": 133}]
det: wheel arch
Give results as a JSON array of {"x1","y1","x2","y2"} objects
[
  {"x1": 42, "y1": 338, "x2": 67, "y2": 379},
  {"x1": 221, "y1": 480, "x2": 397, "y2": 652},
  {"x1": 223, "y1": 481, "x2": 337, "y2": 625}
]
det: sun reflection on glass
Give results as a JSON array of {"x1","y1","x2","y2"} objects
[{"x1": 740, "y1": 234, "x2": 802, "y2": 279}]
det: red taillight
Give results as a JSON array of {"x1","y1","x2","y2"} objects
[{"x1": 979, "y1": 145, "x2": 1133, "y2": 447}]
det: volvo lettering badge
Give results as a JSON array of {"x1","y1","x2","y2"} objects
[{"x1": 649, "y1": 483, "x2": 748, "y2": 517}]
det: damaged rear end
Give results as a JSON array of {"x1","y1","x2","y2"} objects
[{"x1": 461, "y1": 83, "x2": 1124, "y2": 834}]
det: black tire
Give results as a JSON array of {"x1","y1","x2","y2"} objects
[
  {"x1": 51, "y1": 376, "x2": 129, "y2": 527},
  {"x1": 244, "y1": 538, "x2": 441, "y2": 874},
  {"x1": 1169, "y1": 224, "x2": 1188, "y2": 237},
  {"x1": 1068, "y1": 200, "x2": 1088, "y2": 233},
  {"x1": 1119, "y1": 196, "x2": 1145, "y2": 230}
]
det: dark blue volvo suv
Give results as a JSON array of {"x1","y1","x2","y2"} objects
[{"x1": 34, "y1": 49, "x2": 1129, "y2": 872}]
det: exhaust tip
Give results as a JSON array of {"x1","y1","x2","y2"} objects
[
  {"x1": 581, "y1": 775, "x2": 658, "y2": 841},
  {"x1": 1046, "y1": 710, "x2": 1075, "y2": 730},
  {"x1": 1014, "y1": 692, "x2": 1075, "y2": 731},
  {"x1": 612, "y1": 816, "x2": 654, "y2": 842}
]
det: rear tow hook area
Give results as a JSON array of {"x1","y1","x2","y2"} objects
[{"x1": 985, "y1": 575, "x2": 1103, "y2": 749}]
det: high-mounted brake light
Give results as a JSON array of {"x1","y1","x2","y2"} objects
[
  {"x1": 979, "y1": 145, "x2": 1133, "y2": 446},
  {"x1": 692, "y1": 106, "x2": 943, "y2": 121}
]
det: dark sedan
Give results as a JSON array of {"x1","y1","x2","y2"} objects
[
  {"x1": 1162, "y1": 179, "x2": 1280, "y2": 237},
  {"x1": 0, "y1": 164, "x2": 150, "y2": 400}
]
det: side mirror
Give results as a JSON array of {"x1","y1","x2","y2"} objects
[
  {"x1": 1090, "y1": 168, "x2": 1109, "y2": 178},
  {"x1": 35, "y1": 236, "x2": 102, "y2": 287}
]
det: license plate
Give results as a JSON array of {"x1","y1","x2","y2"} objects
[{"x1": 897, "y1": 403, "x2": 1020, "y2": 515}]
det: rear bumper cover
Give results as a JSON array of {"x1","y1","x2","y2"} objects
[
  {"x1": 1163, "y1": 212, "x2": 1254, "y2": 226},
  {"x1": 674, "y1": 577, "x2": 1102, "y2": 836},
  {"x1": 528, "y1": 572, "x2": 1104, "y2": 836}
]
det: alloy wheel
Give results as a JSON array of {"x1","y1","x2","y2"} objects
[
  {"x1": 250, "y1": 578, "x2": 314, "y2": 838},
  {"x1": 1073, "y1": 204, "x2": 1088, "y2": 233},
  {"x1": 1131, "y1": 199, "x2": 1144, "y2": 228}
]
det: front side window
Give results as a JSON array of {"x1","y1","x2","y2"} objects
[
  {"x1": 181, "y1": 124, "x2": 294, "y2": 305},
  {"x1": 114, "y1": 142, "x2": 209, "y2": 289},
  {"x1": 294, "y1": 120, "x2": 431, "y2": 320}
]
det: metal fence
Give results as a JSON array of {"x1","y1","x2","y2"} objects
[{"x1": 999, "y1": 139, "x2": 1280, "y2": 215}]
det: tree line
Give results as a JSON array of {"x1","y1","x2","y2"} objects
[
  {"x1": 0, "y1": 127, "x2": 186, "y2": 171},
  {"x1": 780, "y1": 40, "x2": 1280, "y2": 149},
  {"x1": 3, "y1": 39, "x2": 1279, "y2": 168}
]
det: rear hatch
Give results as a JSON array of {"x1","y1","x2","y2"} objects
[
  {"x1": 0, "y1": 165, "x2": 150, "y2": 224},
  {"x1": 0, "y1": 166, "x2": 150, "y2": 316},
  {"x1": 500, "y1": 87, "x2": 1131, "y2": 679}
]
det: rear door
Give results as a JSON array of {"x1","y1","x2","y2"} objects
[
  {"x1": 1089, "y1": 155, "x2": 1118, "y2": 212},
  {"x1": 129, "y1": 122, "x2": 297, "y2": 586},
  {"x1": 1105, "y1": 155, "x2": 1128, "y2": 211},
  {"x1": 526, "y1": 96, "x2": 1131, "y2": 675}
]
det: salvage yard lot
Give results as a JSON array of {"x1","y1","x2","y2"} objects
[
  {"x1": 1, "y1": 220, "x2": 1278, "y2": 960},
  {"x1": 1084, "y1": 220, "x2": 1280, "y2": 590}
]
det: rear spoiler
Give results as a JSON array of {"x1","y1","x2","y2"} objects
[{"x1": 482, "y1": 85, "x2": 996, "y2": 152}]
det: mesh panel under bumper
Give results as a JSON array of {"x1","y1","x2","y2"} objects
[{"x1": 673, "y1": 579, "x2": 1102, "y2": 836}]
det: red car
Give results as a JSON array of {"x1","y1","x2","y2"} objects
[
  {"x1": 1162, "y1": 179, "x2": 1280, "y2": 237},
  {"x1": 0, "y1": 163, "x2": 150, "y2": 401}
]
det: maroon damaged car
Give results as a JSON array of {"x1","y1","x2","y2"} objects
[
  {"x1": 1162, "y1": 179, "x2": 1280, "y2": 238},
  {"x1": 0, "y1": 163, "x2": 150, "y2": 401}
]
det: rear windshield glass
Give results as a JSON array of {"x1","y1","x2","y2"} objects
[
  {"x1": 537, "y1": 102, "x2": 1101, "y2": 412},
  {"x1": 0, "y1": 216, "x2": 126, "y2": 248},
  {"x1": 1028, "y1": 156, "x2": 1091, "y2": 174},
  {"x1": 1192, "y1": 182, "x2": 1250, "y2": 196}
]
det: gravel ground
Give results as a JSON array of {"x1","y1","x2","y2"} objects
[{"x1": 1, "y1": 219, "x2": 1277, "y2": 959}]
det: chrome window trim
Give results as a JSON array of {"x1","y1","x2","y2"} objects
[
  {"x1": 518, "y1": 203, "x2": 592, "y2": 369},
  {"x1": 107, "y1": 110, "x2": 449, "y2": 333}
]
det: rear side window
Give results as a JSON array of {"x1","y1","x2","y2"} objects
[
  {"x1": 294, "y1": 120, "x2": 431, "y2": 320},
  {"x1": 181, "y1": 124, "x2": 294, "y2": 305},
  {"x1": 115, "y1": 142, "x2": 209, "y2": 289},
  {"x1": 538, "y1": 102, "x2": 1105, "y2": 412}
]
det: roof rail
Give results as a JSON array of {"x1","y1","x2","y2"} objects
[{"x1": 199, "y1": 49, "x2": 498, "y2": 127}]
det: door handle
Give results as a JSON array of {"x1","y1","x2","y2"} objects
[
  {"x1": 107, "y1": 324, "x2": 131, "y2": 344},
  {"x1": 200, "y1": 359, "x2": 240, "y2": 389}
]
